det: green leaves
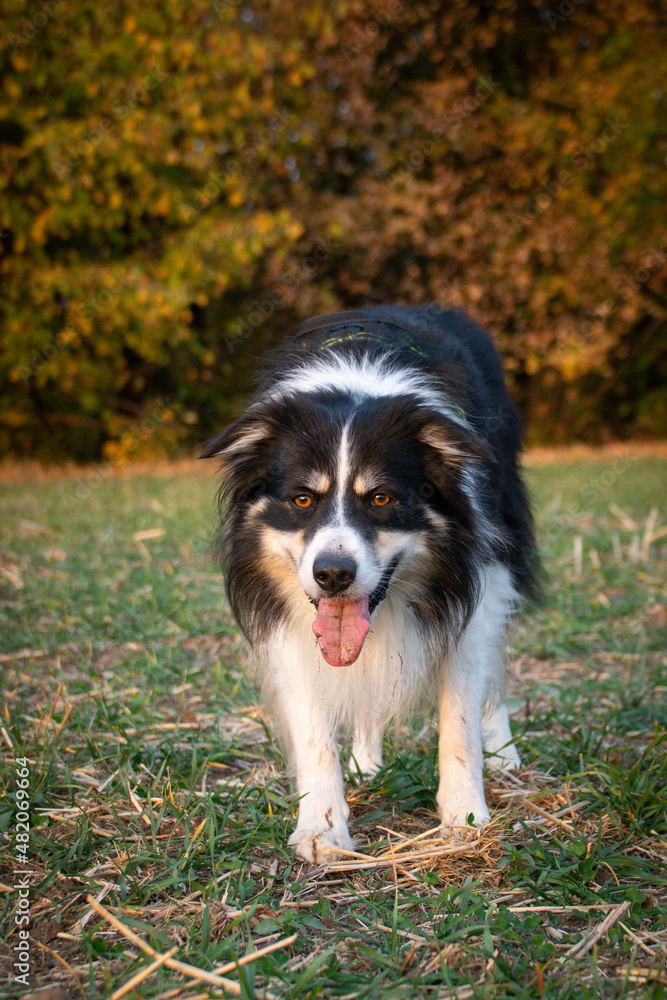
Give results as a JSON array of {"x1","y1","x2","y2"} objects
[
  {"x1": 1, "y1": 458, "x2": 666, "y2": 996},
  {"x1": 1, "y1": 0, "x2": 665, "y2": 458},
  {"x1": 583, "y1": 729, "x2": 667, "y2": 838}
]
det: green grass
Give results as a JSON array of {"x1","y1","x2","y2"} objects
[{"x1": 1, "y1": 453, "x2": 666, "y2": 999}]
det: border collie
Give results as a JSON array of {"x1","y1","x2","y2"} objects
[{"x1": 201, "y1": 306, "x2": 538, "y2": 864}]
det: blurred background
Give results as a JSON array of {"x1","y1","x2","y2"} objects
[{"x1": 1, "y1": 0, "x2": 665, "y2": 463}]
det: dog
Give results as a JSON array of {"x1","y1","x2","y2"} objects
[{"x1": 201, "y1": 305, "x2": 538, "y2": 864}]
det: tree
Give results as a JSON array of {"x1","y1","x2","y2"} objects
[{"x1": 1, "y1": 0, "x2": 664, "y2": 459}]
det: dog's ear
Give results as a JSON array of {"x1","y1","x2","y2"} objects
[
  {"x1": 419, "y1": 413, "x2": 496, "y2": 465},
  {"x1": 199, "y1": 411, "x2": 272, "y2": 461}
]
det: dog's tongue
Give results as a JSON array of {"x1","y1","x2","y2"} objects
[{"x1": 313, "y1": 597, "x2": 371, "y2": 667}]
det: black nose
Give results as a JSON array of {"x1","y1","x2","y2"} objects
[{"x1": 313, "y1": 554, "x2": 357, "y2": 593}]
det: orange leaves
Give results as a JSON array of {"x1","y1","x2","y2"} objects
[
  {"x1": 0, "y1": 0, "x2": 665, "y2": 458},
  {"x1": 152, "y1": 191, "x2": 171, "y2": 215},
  {"x1": 9, "y1": 53, "x2": 30, "y2": 73},
  {"x1": 226, "y1": 186, "x2": 244, "y2": 209},
  {"x1": 28, "y1": 208, "x2": 54, "y2": 246}
]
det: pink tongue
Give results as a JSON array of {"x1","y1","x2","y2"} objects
[{"x1": 312, "y1": 597, "x2": 371, "y2": 667}]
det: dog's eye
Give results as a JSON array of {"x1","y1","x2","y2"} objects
[
  {"x1": 293, "y1": 495, "x2": 313, "y2": 509},
  {"x1": 371, "y1": 493, "x2": 393, "y2": 507}
]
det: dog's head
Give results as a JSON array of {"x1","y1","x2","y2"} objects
[{"x1": 202, "y1": 390, "x2": 494, "y2": 664}]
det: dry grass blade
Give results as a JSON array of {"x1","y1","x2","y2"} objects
[
  {"x1": 85, "y1": 896, "x2": 296, "y2": 995},
  {"x1": 33, "y1": 939, "x2": 86, "y2": 995},
  {"x1": 78, "y1": 883, "x2": 112, "y2": 934},
  {"x1": 521, "y1": 799, "x2": 576, "y2": 830},
  {"x1": 36, "y1": 681, "x2": 64, "y2": 739},
  {"x1": 0, "y1": 646, "x2": 46, "y2": 662},
  {"x1": 617, "y1": 966, "x2": 667, "y2": 986},
  {"x1": 373, "y1": 922, "x2": 428, "y2": 944},
  {"x1": 111, "y1": 946, "x2": 178, "y2": 999},
  {"x1": 376, "y1": 823, "x2": 443, "y2": 848},
  {"x1": 324, "y1": 824, "x2": 501, "y2": 876},
  {"x1": 508, "y1": 903, "x2": 616, "y2": 914},
  {"x1": 609, "y1": 502, "x2": 638, "y2": 531},
  {"x1": 618, "y1": 921, "x2": 657, "y2": 958},
  {"x1": 2, "y1": 457, "x2": 664, "y2": 998},
  {"x1": 565, "y1": 899, "x2": 632, "y2": 958},
  {"x1": 85, "y1": 895, "x2": 242, "y2": 994},
  {"x1": 641, "y1": 506, "x2": 660, "y2": 560},
  {"x1": 213, "y1": 933, "x2": 297, "y2": 976}
]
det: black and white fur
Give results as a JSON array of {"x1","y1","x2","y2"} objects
[{"x1": 201, "y1": 305, "x2": 538, "y2": 864}]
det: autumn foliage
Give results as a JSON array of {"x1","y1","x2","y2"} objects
[{"x1": 1, "y1": 0, "x2": 665, "y2": 460}]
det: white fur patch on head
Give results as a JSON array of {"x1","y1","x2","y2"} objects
[
  {"x1": 335, "y1": 423, "x2": 351, "y2": 517},
  {"x1": 271, "y1": 353, "x2": 469, "y2": 428}
]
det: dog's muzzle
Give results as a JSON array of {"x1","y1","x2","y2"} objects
[{"x1": 311, "y1": 557, "x2": 399, "y2": 667}]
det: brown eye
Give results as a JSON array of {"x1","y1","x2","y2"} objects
[
  {"x1": 293, "y1": 495, "x2": 313, "y2": 508},
  {"x1": 371, "y1": 493, "x2": 392, "y2": 507}
]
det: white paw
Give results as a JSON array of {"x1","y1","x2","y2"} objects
[
  {"x1": 437, "y1": 783, "x2": 490, "y2": 832},
  {"x1": 288, "y1": 825, "x2": 354, "y2": 864},
  {"x1": 439, "y1": 806, "x2": 490, "y2": 833}
]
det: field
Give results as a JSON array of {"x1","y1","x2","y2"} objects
[{"x1": 1, "y1": 450, "x2": 666, "y2": 999}]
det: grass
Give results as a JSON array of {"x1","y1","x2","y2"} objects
[{"x1": 0, "y1": 449, "x2": 666, "y2": 999}]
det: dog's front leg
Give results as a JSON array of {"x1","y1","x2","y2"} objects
[
  {"x1": 436, "y1": 663, "x2": 490, "y2": 832},
  {"x1": 279, "y1": 690, "x2": 352, "y2": 864}
]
